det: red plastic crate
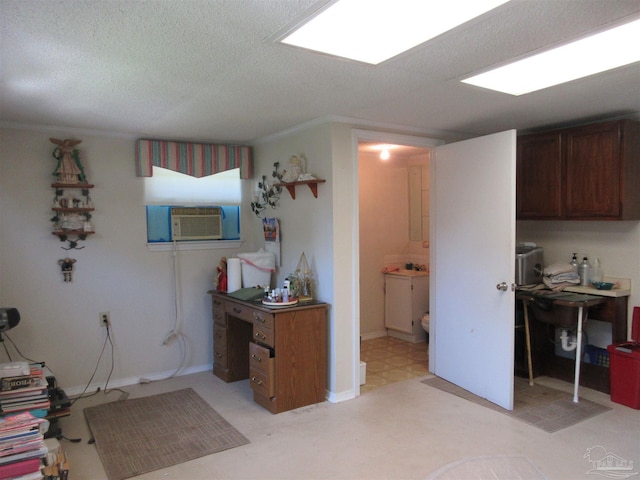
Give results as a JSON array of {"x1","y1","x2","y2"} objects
[{"x1": 607, "y1": 343, "x2": 640, "y2": 409}]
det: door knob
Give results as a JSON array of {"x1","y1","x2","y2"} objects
[{"x1": 496, "y1": 282, "x2": 509, "y2": 291}]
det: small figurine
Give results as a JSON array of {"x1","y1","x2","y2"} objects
[
  {"x1": 50, "y1": 138, "x2": 86, "y2": 184},
  {"x1": 215, "y1": 257, "x2": 228, "y2": 292},
  {"x1": 282, "y1": 155, "x2": 303, "y2": 182},
  {"x1": 58, "y1": 257, "x2": 77, "y2": 282}
]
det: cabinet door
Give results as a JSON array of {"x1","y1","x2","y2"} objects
[
  {"x1": 385, "y1": 275, "x2": 412, "y2": 334},
  {"x1": 565, "y1": 122, "x2": 621, "y2": 218},
  {"x1": 516, "y1": 132, "x2": 563, "y2": 219}
]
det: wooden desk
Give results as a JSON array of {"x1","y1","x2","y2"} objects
[{"x1": 209, "y1": 291, "x2": 328, "y2": 414}]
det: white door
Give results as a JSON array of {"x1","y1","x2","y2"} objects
[{"x1": 430, "y1": 130, "x2": 516, "y2": 410}]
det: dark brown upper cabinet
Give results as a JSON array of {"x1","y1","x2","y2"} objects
[{"x1": 517, "y1": 120, "x2": 640, "y2": 220}]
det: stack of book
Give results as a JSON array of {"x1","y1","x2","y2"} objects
[
  {"x1": 0, "y1": 364, "x2": 50, "y2": 416},
  {"x1": 0, "y1": 363, "x2": 51, "y2": 479},
  {"x1": 0, "y1": 411, "x2": 47, "y2": 479}
]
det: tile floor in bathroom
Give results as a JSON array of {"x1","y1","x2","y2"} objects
[{"x1": 360, "y1": 335, "x2": 429, "y2": 394}]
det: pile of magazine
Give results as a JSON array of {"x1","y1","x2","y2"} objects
[
  {"x1": 0, "y1": 362, "x2": 51, "y2": 479},
  {"x1": 0, "y1": 411, "x2": 48, "y2": 479},
  {"x1": 0, "y1": 363, "x2": 50, "y2": 416}
]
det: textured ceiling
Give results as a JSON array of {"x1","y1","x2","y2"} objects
[{"x1": 1, "y1": 0, "x2": 639, "y2": 143}]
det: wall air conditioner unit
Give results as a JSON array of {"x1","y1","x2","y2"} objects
[{"x1": 170, "y1": 207, "x2": 222, "y2": 241}]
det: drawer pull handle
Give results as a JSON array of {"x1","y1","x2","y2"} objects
[
  {"x1": 251, "y1": 354, "x2": 262, "y2": 362},
  {"x1": 233, "y1": 307, "x2": 242, "y2": 314},
  {"x1": 251, "y1": 376, "x2": 263, "y2": 386},
  {"x1": 255, "y1": 332, "x2": 266, "y2": 340},
  {"x1": 214, "y1": 352, "x2": 223, "y2": 358},
  {"x1": 254, "y1": 314, "x2": 265, "y2": 323}
]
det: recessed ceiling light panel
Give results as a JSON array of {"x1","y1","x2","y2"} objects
[
  {"x1": 462, "y1": 18, "x2": 640, "y2": 95},
  {"x1": 280, "y1": 0, "x2": 509, "y2": 65}
]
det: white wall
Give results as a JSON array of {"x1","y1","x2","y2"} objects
[
  {"x1": 0, "y1": 126, "x2": 260, "y2": 394},
  {"x1": 517, "y1": 220, "x2": 640, "y2": 338},
  {"x1": 251, "y1": 121, "x2": 341, "y2": 392}
]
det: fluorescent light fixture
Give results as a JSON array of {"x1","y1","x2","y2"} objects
[
  {"x1": 280, "y1": 0, "x2": 509, "y2": 65},
  {"x1": 462, "y1": 18, "x2": 640, "y2": 95}
]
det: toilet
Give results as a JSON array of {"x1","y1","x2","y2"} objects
[
  {"x1": 421, "y1": 313, "x2": 430, "y2": 340},
  {"x1": 421, "y1": 285, "x2": 430, "y2": 341}
]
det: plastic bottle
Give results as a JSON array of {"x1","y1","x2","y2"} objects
[
  {"x1": 570, "y1": 253, "x2": 579, "y2": 273},
  {"x1": 590, "y1": 257, "x2": 603, "y2": 284},
  {"x1": 579, "y1": 257, "x2": 591, "y2": 286}
]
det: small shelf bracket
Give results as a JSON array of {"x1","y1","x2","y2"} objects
[{"x1": 275, "y1": 179, "x2": 326, "y2": 200}]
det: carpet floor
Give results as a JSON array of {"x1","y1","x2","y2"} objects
[
  {"x1": 84, "y1": 388, "x2": 249, "y2": 480},
  {"x1": 422, "y1": 376, "x2": 611, "y2": 433}
]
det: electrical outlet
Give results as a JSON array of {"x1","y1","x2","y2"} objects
[{"x1": 99, "y1": 311, "x2": 111, "y2": 327}]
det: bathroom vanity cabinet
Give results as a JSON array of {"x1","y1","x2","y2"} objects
[{"x1": 384, "y1": 272, "x2": 429, "y2": 343}]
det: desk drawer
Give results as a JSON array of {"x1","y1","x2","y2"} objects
[
  {"x1": 252, "y1": 310, "x2": 274, "y2": 329},
  {"x1": 225, "y1": 302, "x2": 253, "y2": 322},
  {"x1": 249, "y1": 343, "x2": 275, "y2": 397},
  {"x1": 253, "y1": 324, "x2": 274, "y2": 347},
  {"x1": 213, "y1": 324, "x2": 227, "y2": 368},
  {"x1": 212, "y1": 308, "x2": 225, "y2": 326}
]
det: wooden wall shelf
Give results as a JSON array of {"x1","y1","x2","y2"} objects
[
  {"x1": 52, "y1": 208, "x2": 95, "y2": 213},
  {"x1": 275, "y1": 179, "x2": 326, "y2": 199},
  {"x1": 51, "y1": 183, "x2": 94, "y2": 189},
  {"x1": 53, "y1": 230, "x2": 95, "y2": 237}
]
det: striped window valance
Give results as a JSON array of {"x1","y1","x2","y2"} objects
[{"x1": 135, "y1": 139, "x2": 252, "y2": 179}]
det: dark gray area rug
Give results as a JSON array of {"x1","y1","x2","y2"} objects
[
  {"x1": 422, "y1": 376, "x2": 610, "y2": 433},
  {"x1": 84, "y1": 388, "x2": 249, "y2": 480}
]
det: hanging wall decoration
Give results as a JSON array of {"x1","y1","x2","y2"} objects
[
  {"x1": 49, "y1": 138, "x2": 95, "y2": 251},
  {"x1": 251, "y1": 162, "x2": 283, "y2": 217},
  {"x1": 51, "y1": 138, "x2": 86, "y2": 184},
  {"x1": 58, "y1": 257, "x2": 76, "y2": 282}
]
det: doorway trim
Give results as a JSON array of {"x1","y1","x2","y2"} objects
[{"x1": 351, "y1": 129, "x2": 444, "y2": 396}]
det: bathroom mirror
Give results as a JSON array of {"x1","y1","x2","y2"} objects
[
  {"x1": 409, "y1": 165, "x2": 422, "y2": 241},
  {"x1": 408, "y1": 162, "x2": 430, "y2": 243}
]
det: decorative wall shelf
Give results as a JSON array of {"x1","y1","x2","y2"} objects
[
  {"x1": 52, "y1": 208, "x2": 95, "y2": 213},
  {"x1": 51, "y1": 182, "x2": 95, "y2": 250},
  {"x1": 275, "y1": 179, "x2": 326, "y2": 199},
  {"x1": 52, "y1": 230, "x2": 95, "y2": 240},
  {"x1": 52, "y1": 183, "x2": 95, "y2": 189}
]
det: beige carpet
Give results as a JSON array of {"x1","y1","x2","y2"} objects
[
  {"x1": 84, "y1": 388, "x2": 249, "y2": 480},
  {"x1": 422, "y1": 376, "x2": 611, "y2": 433}
]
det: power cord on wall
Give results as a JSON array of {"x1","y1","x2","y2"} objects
[
  {"x1": 69, "y1": 324, "x2": 119, "y2": 406},
  {"x1": 141, "y1": 241, "x2": 189, "y2": 384},
  {"x1": 2, "y1": 332, "x2": 40, "y2": 365}
]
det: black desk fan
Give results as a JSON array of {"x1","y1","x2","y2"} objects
[{"x1": 0, "y1": 308, "x2": 20, "y2": 340}]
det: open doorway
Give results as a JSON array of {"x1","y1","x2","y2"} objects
[{"x1": 355, "y1": 131, "x2": 442, "y2": 393}]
